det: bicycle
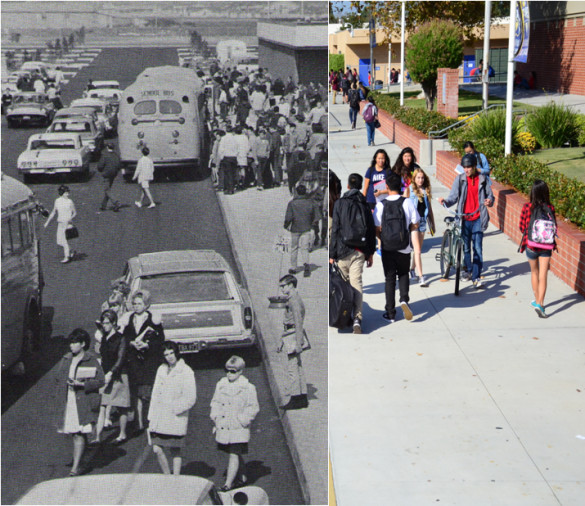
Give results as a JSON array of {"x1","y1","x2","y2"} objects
[{"x1": 436, "y1": 204, "x2": 478, "y2": 296}]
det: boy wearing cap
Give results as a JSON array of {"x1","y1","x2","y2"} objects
[
  {"x1": 439, "y1": 154, "x2": 494, "y2": 289},
  {"x1": 277, "y1": 274, "x2": 309, "y2": 410},
  {"x1": 97, "y1": 143, "x2": 121, "y2": 212}
]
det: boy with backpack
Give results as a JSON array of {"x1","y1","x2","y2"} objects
[
  {"x1": 374, "y1": 172, "x2": 420, "y2": 323},
  {"x1": 330, "y1": 173, "x2": 377, "y2": 334},
  {"x1": 348, "y1": 83, "x2": 361, "y2": 130}
]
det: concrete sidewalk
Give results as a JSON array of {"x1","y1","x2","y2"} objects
[
  {"x1": 218, "y1": 185, "x2": 328, "y2": 505},
  {"x1": 329, "y1": 100, "x2": 585, "y2": 506}
]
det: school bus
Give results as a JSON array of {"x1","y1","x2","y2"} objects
[
  {"x1": 118, "y1": 66, "x2": 209, "y2": 180},
  {"x1": 1, "y1": 174, "x2": 44, "y2": 373}
]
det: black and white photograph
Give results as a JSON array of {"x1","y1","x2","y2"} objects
[{"x1": 1, "y1": 2, "x2": 329, "y2": 504}]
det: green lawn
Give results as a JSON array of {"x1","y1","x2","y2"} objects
[
  {"x1": 530, "y1": 147, "x2": 585, "y2": 184},
  {"x1": 381, "y1": 89, "x2": 534, "y2": 116}
]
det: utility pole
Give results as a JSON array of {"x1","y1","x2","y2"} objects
[
  {"x1": 505, "y1": 0, "x2": 517, "y2": 155},
  {"x1": 482, "y1": 0, "x2": 492, "y2": 110}
]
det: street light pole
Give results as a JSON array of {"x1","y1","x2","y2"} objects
[
  {"x1": 505, "y1": 0, "x2": 517, "y2": 155},
  {"x1": 369, "y1": 10, "x2": 374, "y2": 87},
  {"x1": 400, "y1": 0, "x2": 405, "y2": 106},
  {"x1": 482, "y1": 0, "x2": 492, "y2": 110}
]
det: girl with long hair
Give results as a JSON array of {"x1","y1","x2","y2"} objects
[
  {"x1": 409, "y1": 168, "x2": 435, "y2": 287},
  {"x1": 392, "y1": 147, "x2": 420, "y2": 198},
  {"x1": 362, "y1": 149, "x2": 391, "y2": 211}
]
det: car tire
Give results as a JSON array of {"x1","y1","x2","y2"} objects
[
  {"x1": 23, "y1": 174, "x2": 33, "y2": 184},
  {"x1": 7, "y1": 119, "x2": 15, "y2": 129}
]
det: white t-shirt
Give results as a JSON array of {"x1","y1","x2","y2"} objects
[{"x1": 374, "y1": 194, "x2": 420, "y2": 254}]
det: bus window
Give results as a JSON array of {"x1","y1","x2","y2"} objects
[
  {"x1": 160, "y1": 100, "x2": 182, "y2": 114},
  {"x1": 134, "y1": 100, "x2": 156, "y2": 115},
  {"x1": 1, "y1": 219, "x2": 13, "y2": 256},
  {"x1": 2, "y1": 216, "x2": 23, "y2": 255},
  {"x1": 19, "y1": 211, "x2": 33, "y2": 248}
]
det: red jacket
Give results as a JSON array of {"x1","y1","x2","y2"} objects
[{"x1": 519, "y1": 202, "x2": 555, "y2": 253}]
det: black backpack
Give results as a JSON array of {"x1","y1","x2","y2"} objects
[
  {"x1": 329, "y1": 263, "x2": 355, "y2": 329},
  {"x1": 348, "y1": 89, "x2": 360, "y2": 109},
  {"x1": 380, "y1": 197, "x2": 410, "y2": 251},
  {"x1": 338, "y1": 196, "x2": 369, "y2": 248}
]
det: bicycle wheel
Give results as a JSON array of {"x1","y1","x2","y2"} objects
[
  {"x1": 454, "y1": 240, "x2": 463, "y2": 296},
  {"x1": 440, "y1": 230, "x2": 453, "y2": 278}
]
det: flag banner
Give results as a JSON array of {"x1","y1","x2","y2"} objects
[
  {"x1": 370, "y1": 17, "x2": 377, "y2": 48},
  {"x1": 513, "y1": 0, "x2": 530, "y2": 63}
]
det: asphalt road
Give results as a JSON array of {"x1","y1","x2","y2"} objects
[{"x1": 1, "y1": 47, "x2": 303, "y2": 505}]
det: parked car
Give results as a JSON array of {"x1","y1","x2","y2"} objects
[
  {"x1": 69, "y1": 97, "x2": 116, "y2": 137},
  {"x1": 53, "y1": 106, "x2": 101, "y2": 130},
  {"x1": 112, "y1": 250, "x2": 257, "y2": 353},
  {"x1": 5, "y1": 92, "x2": 55, "y2": 127},
  {"x1": 17, "y1": 473, "x2": 269, "y2": 505},
  {"x1": 19, "y1": 61, "x2": 53, "y2": 83},
  {"x1": 17, "y1": 132, "x2": 91, "y2": 183},
  {"x1": 2, "y1": 70, "x2": 31, "y2": 94},
  {"x1": 46, "y1": 116, "x2": 103, "y2": 159}
]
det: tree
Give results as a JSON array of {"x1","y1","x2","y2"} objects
[
  {"x1": 348, "y1": 1, "x2": 509, "y2": 42},
  {"x1": 329, "y1": 53, "x2": 345, "y2": 73},
  {"x1": 406, "y1": 20, "x2": 463, "y2": 111}
]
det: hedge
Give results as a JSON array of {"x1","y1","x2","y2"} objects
[{"x1": 329, "y1": 54, "x2": 344, "y2": 73}]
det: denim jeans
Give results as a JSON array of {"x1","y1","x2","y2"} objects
[
  {"x1": 365, "y1": 121, "x2": 376, "y2": 145},
  {"x1": 349, "y1": 107, "x2": 358, "y2": 127},
  {"x1": 461, "y1": 218, "x2": 484, "y2": 281}
]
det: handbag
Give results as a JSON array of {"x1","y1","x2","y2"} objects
[
  {"x1": 65, "y1": 224, "x2": 79, "y2": 240},
  {"x1": 282, "y1": 328, "x2": 311, "y2": 355},
  {"x1": 374, "y1": 119, "x2": 381, "y2": 129}
]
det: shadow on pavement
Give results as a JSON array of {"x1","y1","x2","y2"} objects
[
  {"x1": 181, "y1": 460, "x2": 216, "y2": 479},
  {"x1": 545, "y1": 292, "x2": 584, "y2": 316}
]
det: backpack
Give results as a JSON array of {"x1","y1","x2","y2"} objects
[
  {"x1": 329, "y1": 263, "x2": 355, "y2": 329},
  {"x1": 526, "y1": 204, "x2": 557, "y2": 250},
  {"x1": 349, "y1": 89, "x2": 360, "y2": 109},
  {"x1": 380, "y1": 197, "x2": 410, "y2": 251},
  {"x1": 362, "y1": 103, "x2": 375, "y2": 123},
  {"x1": 338, "y1": 196, "x2": 369, "y2": 248}
]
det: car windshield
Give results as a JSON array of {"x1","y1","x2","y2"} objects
[
  {"x1": 51, "y1": 122, "x2": 91, "y2": 133},
  {"x1": 13, "y1": 95, "x2": 42, "y2": 104},
  {"x1": 139, "y1": 271, "x2": 230, "y2": 303},
  {"x1": 31, "y1": 140, "x2": 76, "y2": 150}
]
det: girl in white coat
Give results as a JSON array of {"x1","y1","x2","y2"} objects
[
  {"x1": 147, "y1": 341, "x2": 196, "y2": 475},
  {"x1": 211, "y1": 355, "x2": 259, "y2": 491}
]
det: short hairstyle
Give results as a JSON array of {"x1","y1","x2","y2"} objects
[
  {"x1": 385, "y1": 172, "x2": 402, "y2": 193},
  {"x1": 162, "y1": 340, "x2": 180, "y2": 358},
  {"x1": 58, "y1": 185, "x2": 70, "y2": 196},
  {"x1": 131, "y1": 289, "x2": 151, "y2": 307},
  {"x1": 100, "y1": 309, "x2": 118, "y2": 326},
  {"x1": 141, "y1": 147, "x2": 150, "y2": 156},
  {"x1": 112, "y1": 280, "x2": 131, "y2": 297},
  {"x1": 296, "y1": 184, "x2": 307, "y2": 195},
  {"x1": 225, "y1": 355, "x2": 245, "y2": 371},
  {"x1": 279, "y1": 273, "x2": 298, "y2": 288},
  {"x1": 68, "y1": 328, "x2": 91, "y2": 350},
  {"x1": 348, "y1": 173, "x2": 363, "y2": 190}
]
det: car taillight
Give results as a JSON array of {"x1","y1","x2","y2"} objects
[{"x1": 244, "y1": 307, "x2": 253, "y2": 329}]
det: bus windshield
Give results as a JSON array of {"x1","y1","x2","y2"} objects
[
  {"x1": 134, "y1": 100, "x2": 156, "y2": 115},
  {"x1": 160, "y1": 100, "x2": 182, "y2": 114}
]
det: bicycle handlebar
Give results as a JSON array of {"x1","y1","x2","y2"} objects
[{"x1": 440, "y1": 201, "x2": 480, "y2": 218}]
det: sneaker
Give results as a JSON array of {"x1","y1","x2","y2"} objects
[
  {"x1": 147, "y1": 202, "x2": 156, "y2": 208},
  {"x1": 534, "y1": 304, "x2": 548, "y2": 318},
  {"x1": 400, "y1": 301, "x2": 413, "y2": 321},
  {"x1": 381, "y1": 312, "x2": 395, "y2": 323},
  {"x1": 461, "y1": 272, "x2": 472, "y2": 282},
  {"x1": 134, "y1": 201, "x2": 142, "y2": 208},
  {"x1": 473, "y1": 280, "x2": 485, "y2": 290},
  {"x1": 303, "y1": 263, "x2": 311, "y2": 278},
  {"x1": 353, "y1": 318, "x2": 362, "y2": 334},
  {"x1": 530, "y1": 300, "x2": 538, "y2": 309},
  {"x1": 419, "y1": 276, "x2": 429, "y2": 287}
]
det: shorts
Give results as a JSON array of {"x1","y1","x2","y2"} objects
[
  {"x1": 526, "y1": 247, "x2": 552, "y2": 260},
  {"x1": 418, "y1": 220, "x2": 427, "y2": 234},
  {"x1": 140, "y1": 180, "x2": 150, "y2": 189},
  {"x1": 217, "y1": 442, "x2": 248, "y2": 455}
]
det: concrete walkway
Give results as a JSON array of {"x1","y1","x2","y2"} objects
[
  {"x1": 328, "y1": 99, "x2": 585, "y2": 506},
  {"x1": 218, "y1": 184, "x2": 328, "y2": 505}
]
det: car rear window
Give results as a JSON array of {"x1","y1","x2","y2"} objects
[
  {"x1": 31, "y1": 140, "x2": 76, "y2": 150},
  {"x1": 140, "y1": 272, "x2": 230, "y2": 303}
]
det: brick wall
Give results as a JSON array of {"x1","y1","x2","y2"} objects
[
  {"x1": 436, "y1": 150, "x2": 585, "y2": 296},
  {"x1": 516, "y1": 17, "x2": 585, "y2": 96},
  {"x1": 436, "y1": 68, "x2": 459, "y2": 119}
]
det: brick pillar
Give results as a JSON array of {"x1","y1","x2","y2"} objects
[{"x1": 437, "y1": 68, "x2": 459, "y2": 118}]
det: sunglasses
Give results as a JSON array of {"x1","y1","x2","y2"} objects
[{"x1": 225, "y1": 368, "x2": 239, "y2": 373}]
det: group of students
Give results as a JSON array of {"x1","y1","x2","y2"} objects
[
  {"x1": 53, "y1": 284, "x2": 259, "y2": 492},
  {"x1": 207, "y1": 65, "x2": 328, "y2": 196},
  {"x1": 330, "y1": 140, "x2": 557, "y2": 334}
]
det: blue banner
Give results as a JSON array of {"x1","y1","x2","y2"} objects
[
  {"x1": 370, "y1": 17, "x2": 376, "y2": 48},
  {"x1": 514, "y1": 0, "x2": 530, "y2": 63}
]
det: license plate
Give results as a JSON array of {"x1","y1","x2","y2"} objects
[{"x1": 178, "y1": 342, "x2": 200, "y2": 353}]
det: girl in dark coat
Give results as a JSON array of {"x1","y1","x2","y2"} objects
[
  {"x1": 54, "y1": 328, "x2": 105, "y2": 476},
  {"x1": 94, "y1": 309, "x2": 131, "y2": 444},
  {"x1": 121, "y1": 289, "x2": 164, "y2": 432}
]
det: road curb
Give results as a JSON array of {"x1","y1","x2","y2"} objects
[{"x1": 216, "y1": 190, "x2": 312, "y2": 505}]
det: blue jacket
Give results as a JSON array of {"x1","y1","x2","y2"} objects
[{"x1": 474, "y1": 152, "x2": 490, "y2": 177}]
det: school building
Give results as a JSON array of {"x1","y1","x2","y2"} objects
[{"x1": 329, "y1": 1, "x2": 585, "y2": 96}]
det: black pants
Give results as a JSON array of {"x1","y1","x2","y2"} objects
[
  {"x1": 221, "y1": 157, "x2": 238, "y2": 194},
  {"x1": 101, "y1": 177, "x2": 118, "y2": 209},
  {"x1": 381, "y1": 249, "x2": 411, "y2": 318}
]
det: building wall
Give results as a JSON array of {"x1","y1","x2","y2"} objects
[
  {"x1": 1, "y1": 12, "x2": 111, "y2": 30},
  {"x1": 516, "y1": 17, "x2": 585, "y2": 96}
]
